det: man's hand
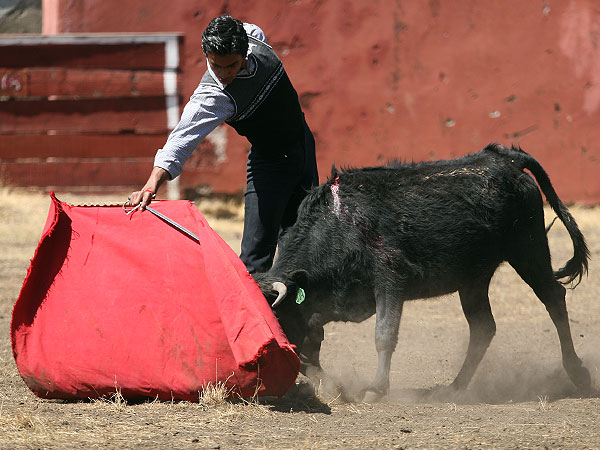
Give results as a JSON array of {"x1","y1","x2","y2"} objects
[
  {"x1": 127, "y1": 167, "x2": 170, "y2": 211},
  {"x1": 127, "y1": 189, "x2": 155, "y2": 211}
]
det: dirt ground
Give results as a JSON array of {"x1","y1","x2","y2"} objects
[{"x1": 1, "y1": 188, "x2": 599, "y2": 449}]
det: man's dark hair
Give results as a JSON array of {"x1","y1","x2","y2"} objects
[{"x1": 202, "y1": 15, "x2": 249, "y2": 56}]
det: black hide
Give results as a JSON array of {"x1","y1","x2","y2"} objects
[{"x1": 253, "y1": 143, "x2": 591, "y2": 397}]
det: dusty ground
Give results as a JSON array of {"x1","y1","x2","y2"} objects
[{"x1": 1, "y1": 188, "x2": 599, "y2": 449}]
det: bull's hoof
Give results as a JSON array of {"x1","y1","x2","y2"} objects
[
  {"x1": 422, "y1": 384, "x2": 467, "y2": 403},
  {"x1": 356, "y1": 383, "x2": 388, "y2": 403},
  {"x1": 311, "y1": 376, "x2": 368, "y2": 403},
  {"x1": 332, "y1": 385, "x2": 363, "y2": 403},
  {"x1": 299, "y1": 369, "x2": 350, "y2": 403},
  {"x1": 361, "y1": 388, "x2": 385, "y2": 403},
  {"x1": 567, "y1": 365, "x2": 592, "y2": 394},
  {"x1": 321, "y1": 384, "x2": 380, "y2": 403}
]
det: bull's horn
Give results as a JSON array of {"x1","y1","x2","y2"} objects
[{"x1": 271, "y1": 282, "x2": 287, "y2": 307}]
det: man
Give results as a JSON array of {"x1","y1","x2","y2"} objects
[{"x1": 128, "y1": 15, "x2": 319, "y2": 273}]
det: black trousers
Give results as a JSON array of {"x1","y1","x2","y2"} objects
[{"x1": 240, "y1": 120, "x2": 318, "y2": 273}]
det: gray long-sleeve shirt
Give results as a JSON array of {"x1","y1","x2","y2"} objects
[{"x1": 154, "y1": 23, "x2": 267, "y2": 179}]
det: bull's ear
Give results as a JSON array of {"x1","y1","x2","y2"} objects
[{"x1": 289, "y1": 269, "x2": 309, "y2": 289}]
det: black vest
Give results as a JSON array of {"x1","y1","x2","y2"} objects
[{"x1": 200, "y1": 37, "x2": 304, "y2": 153}]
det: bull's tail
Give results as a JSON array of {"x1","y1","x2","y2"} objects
[{"x1": 488, "y1": 143, "x2": 590, "y2": 286}]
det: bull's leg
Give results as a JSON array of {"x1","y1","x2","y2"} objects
[
  {"x1": 365, "y1": 290, "x2": 404, "y2": 397},
  {"x1": 298, "y1": 319, "x2": 355, "y2": 401},
  {"x1": 509, "y1": 257, "x2": 591, "y2": 392},
  {"x1": 506, "y1": 208, "x2": 592, "y2": 392},
  {"x1": 299, "y1": 320, "x2": 325, "y2": 379},
  {"x1": 451, "y1": 275, "x2": 496, "y2": 390}
]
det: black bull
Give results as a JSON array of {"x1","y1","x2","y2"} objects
[{"x1": 253, "y1": 143, "x2": 592, "y2": 398}]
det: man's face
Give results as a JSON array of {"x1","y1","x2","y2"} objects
[{"x1": 206, "y1": 52, "x2": 245, "y2": 85}]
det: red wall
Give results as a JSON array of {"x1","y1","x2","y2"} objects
[{"x1": 43, "y1": 0, "x2": 600, "y2": 203}]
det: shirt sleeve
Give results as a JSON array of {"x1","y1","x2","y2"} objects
[
  {"x1": 153, "y1": 85, "x2": 235, "y2": 179},
  {"x1": 243, "y1": 23, "x2": 267, "y2": 43}
]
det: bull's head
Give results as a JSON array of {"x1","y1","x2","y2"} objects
[
  {"x1": 253, "y1": 269, "x2": 309, "y2": 307},
  {"x1": 252, "y1": 270, "x2": 310, "y2": 354}
]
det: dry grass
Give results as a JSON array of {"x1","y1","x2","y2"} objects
[
  {"x1": 90, "y1": 379, "x2": 129, "y2": 410},
  {"x1": 537, "y1": 395, "x2": 551, "y2": 411},
  {"x1": 199, "y1": 374, "x2": 234, "y2": 407}
]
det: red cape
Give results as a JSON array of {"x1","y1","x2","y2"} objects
[{"x1": 11, "y1": 194, "x2": 299, "y2": 401}]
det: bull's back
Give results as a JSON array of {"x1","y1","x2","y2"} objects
[{"x1": 330, "y1": 149, "x2": 540, "y2": 292}]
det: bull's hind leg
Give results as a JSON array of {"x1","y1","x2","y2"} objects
[
  {"x1": 451, "y1": 274, "x2": 497, "y2": 390},
  {"x1": 508, "y1": 231, "x2": 591, "y2": 392}
]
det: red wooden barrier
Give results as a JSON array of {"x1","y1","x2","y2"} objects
[
  {"x1": 0, "y1": 67, "x2": 166, "y2": 98},
  {"x1": 0, "y1": 33, "x2": 183, "y2": 193}
]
